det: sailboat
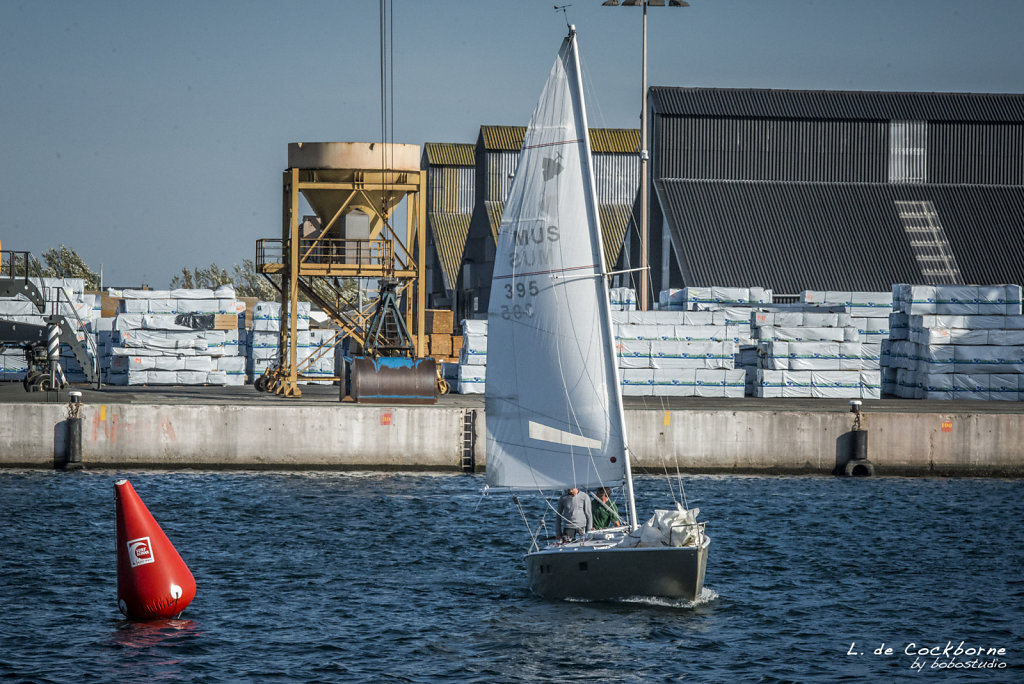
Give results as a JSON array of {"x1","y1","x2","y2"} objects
[{"x1": 485, "y1": 26, "x2": 709, "y2": 601}]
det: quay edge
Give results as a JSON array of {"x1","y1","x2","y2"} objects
[{"x1": 0, "y1": 388, "x2": 1022, "y2": 476}]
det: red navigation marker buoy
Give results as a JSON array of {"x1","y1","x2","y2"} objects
[{"x1": 114, "y1": 479, "x2": 196, "y2": 619}]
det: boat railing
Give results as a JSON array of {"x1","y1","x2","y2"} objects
[{"x1": 668, "y1": 520, "x2": 708, "y2": 547}]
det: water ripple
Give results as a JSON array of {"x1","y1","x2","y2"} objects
[{"x1": 1, "y1": 472, "x2": 1021, "y2": 681}]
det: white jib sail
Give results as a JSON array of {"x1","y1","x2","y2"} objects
[{"x1": 485, "y1": 30, "x2": 626, "y2": 491}]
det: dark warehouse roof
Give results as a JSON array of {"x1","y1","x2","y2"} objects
[
  {"x1": 655, "y1": 180, "x2": 1024, "y2": 294},
  {"x1": 650, "y1": 87, "x2": 1024, "y2": 122}
]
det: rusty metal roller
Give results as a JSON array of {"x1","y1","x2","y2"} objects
[{"x1": 350, "y1": 357, "x2": 439, "y2": 405}]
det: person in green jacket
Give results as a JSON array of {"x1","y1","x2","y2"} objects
[{"x1": 592, "y1": 487, "x2": 621, "y2": 529}]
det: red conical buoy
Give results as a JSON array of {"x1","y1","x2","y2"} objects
[{"x1": 114, "y1": 479, "x2": 196, "y2": 619}]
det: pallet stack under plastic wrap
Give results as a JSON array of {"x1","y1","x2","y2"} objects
[
  {"x1": 450, "y1": 288, "x2": 764, "y2": 397},
  {"x1": 451, "y1": 289, "x2": 648, "y2": 395},
  {"x1": 754, "y1": 291, "x2": 891, "y2": 399},
  {"x1": 614, "y1": 287, "x2": 767, "y2": 397},
  {"x1": 416, "y1": 283, "x2": 1024, "y2": 402},
  {"x1": 453, "y1": 319, "x2": 487, "y2": 394},
  {"x1": 883, "y1": 284, "x2": 1024, "y2": 400},
  {"x1": 105, "y1": 286, "x2": 246, "y2": 386},
  {"x1": 247, "y1": 301, "x2": 338, "y2": 385},
  {"x1": 0, "y1": 278, "x2": 97, "y2": 382}
]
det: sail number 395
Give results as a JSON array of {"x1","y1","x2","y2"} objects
[
  {"x1": 504, "y1": 280, "x2": 539, "y2": 299},
  {"x1": 501, "y1": 279, "x2": 538, "y2": 320}
]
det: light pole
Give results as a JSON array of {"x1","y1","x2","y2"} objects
[{"x1": 602, "y1": 0, "x2": 689, "y2": 311}]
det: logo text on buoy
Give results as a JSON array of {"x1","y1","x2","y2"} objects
[{"x1": 127, "y1": 536, "x2": 155, "y2": 567}]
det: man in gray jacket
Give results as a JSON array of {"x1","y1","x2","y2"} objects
[{"x1": 555, "y1": 487, "x2": 592, "y2": 541}]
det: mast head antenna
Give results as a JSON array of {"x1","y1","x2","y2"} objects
[{"x1": 554, "y1": 4, "x2": 572, "y2": 30}]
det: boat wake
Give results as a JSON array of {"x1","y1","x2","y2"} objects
[
  {"x1": 566, "y1": 586, "x2": 719, "y2": 609},
  {"x1": 622, "y1": 586, "x2": 719, "y2": 609}
]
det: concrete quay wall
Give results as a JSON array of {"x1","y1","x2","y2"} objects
[
  {"x1": 1, "y1": 401, "x2": 1021, "y2": 476},
  {"x1": 0, "y1": 403, "x2": 466, "y2": 470},
  {"x1": 626, "y1": 409, "x2": 1024, "y2": 476}
]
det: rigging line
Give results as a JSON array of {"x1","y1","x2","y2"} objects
[
  {"x1": 473, "y1": 484, "x2": 488, "y2": 512},
  {"x1": 523, "y1": 138, "x2": 583, "y2": 151},
  {"x1": 379, "y1": 0, "x2": 386, "y2": 176},
  {"x1": 557, "y1": 235, "x2": 619, "y2": 498},
  {"x1": 494, "y1": 263, "x2": 597, "y2": 280},
  {"x1": 576, "y1": 46, "x2": 611, "y2": 163},
  {"x1": 542, "y1": 141, "x2": 594, "y2": 492},
  {"x1": 676, "y1": 460, "x2": 689, "y2": 510},
  {"x1": 388, "y1": 0, "x2": 395, "y2": 216},
  {"x1": 513, "y1": 496, "x2": 542, "y2": 553},
  {"x1": 590, "y1": 492, "x2": 624, "y2": 524},
  {"x1": 556, "y1": 40, "x2": 624, "y2": 496},
  {"x1": 594, "y1": 69, "x2": 640, "y2": 297},
  {"x1": 378, "y1": 0, "x2": 387, "y2": 241},
  {"x1": 503, "y1": 47, "x2": 609, "y2": 511},
  {"x1": 378, "y1": 0, "x2": 395, "y2": 233},
  {"x1": 551, "y1": 265, "x2": 649, "y2": 282}
]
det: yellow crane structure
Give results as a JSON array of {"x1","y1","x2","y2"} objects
[{"x1": 255, "y1": 142, "x2": 429, "y2": 398}]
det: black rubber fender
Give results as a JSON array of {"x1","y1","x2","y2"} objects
[{"x1": 844, "y1": 459, "x2": 875, "y2": 477}]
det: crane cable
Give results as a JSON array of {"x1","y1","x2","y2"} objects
[{"x1": 379, "y1": 0, "x2": 394, "y2": 235}]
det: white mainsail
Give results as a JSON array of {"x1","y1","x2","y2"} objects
[{"x1": 485, "y1": 30, "x2": 627, "y2": 492}]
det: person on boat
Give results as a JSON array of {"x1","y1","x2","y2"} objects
[
  {"x1": 592, "y1": 487, "x2": 622, "y2": 529},
  {"x1": 555, "y1": 487, "x2": 592, "y2": 542}
]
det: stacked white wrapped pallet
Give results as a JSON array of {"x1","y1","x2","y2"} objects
[
  {"x1": 659, "y1": 287, "x2": 772, "y2": 389},
  {"x1": 454, "y1": 289, "x2": 760, "y2": 396},
  {"x1": 0, "y1": 344, "x2": 28, "y2": 381},
  {"x1": 94, "y1": 317, "x2": 116, "y2": 379},
  {"x1": 456, "y1": 319, "x2": 487, "y2": 393},
  {"x1": 441, "y1": 361, "x2": 460, "y2": 388},
  {"x1": 608, "y1": 288, "x2": 637, "y2": 311},
  {"x1": 752, "y1": 308, "x2": 881, "y2": 398},
  {"x1": 106, "y1": 286, "x2": 246, "y2": 386},
  {"x1": 659, "y1": 286, "x2": 773, "y2": 312},
  {"x1": 753, "y1": 291, "x2": 890, "y2": 399},
  {"x1": 652, "y1": 288, "x2": 779, "y2": 396},
  {"x1": 304, "y1": 329, "x2": 340, "y2": 384},
  {"x1": 884, "y1": 284, "x2": 1024, "y2": 400},
  {"x1": 801, "y1": 291, "x2": 891, "y2": 357},
  {"x1": 0, "y1": 277, "x2": 97, "y2": 382},
  {"x1": 246, "y1": 301, "x2": 313, "y2": 383},
  {"x1": 612, "y1": 310, "x2": 744, "y2": 397}
]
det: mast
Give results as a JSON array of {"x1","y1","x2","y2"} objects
[
  {"x1": 639, "y1": 0, "x2": 649, "y2": 312},
  {"x1": 567, "y1": 26, "x2": 640, "y2": 531}
]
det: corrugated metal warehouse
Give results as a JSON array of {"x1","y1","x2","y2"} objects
[
  {"x1": 647, "y1": 87, "x2": 1024, "y2": 297},
  {"x1": 425, "y1": 126, "x2": 641, "y2": 319},
  {"x1": 422, "y1": 142, "x2": 475, "y2": 310},
  {"x1": 422, "y1": 88, "x2": 1024, "y2": 317}
]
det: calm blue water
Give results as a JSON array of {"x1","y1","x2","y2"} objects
[{"x1": 1, "y1": 471, "x2": 1021, "y2": 682}]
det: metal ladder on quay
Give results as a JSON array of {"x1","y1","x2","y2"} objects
[{"x1": 461, "y1": 409, "x2": 477, "y2": 473}]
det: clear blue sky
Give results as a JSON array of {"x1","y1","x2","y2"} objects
[{"x1": 2, "y1": 0, "x2": 1022, "y2": 287}]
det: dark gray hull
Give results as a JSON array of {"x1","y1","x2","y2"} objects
[{"x1": 526, "y1": 536, "x2": 710, "y2": 601}]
